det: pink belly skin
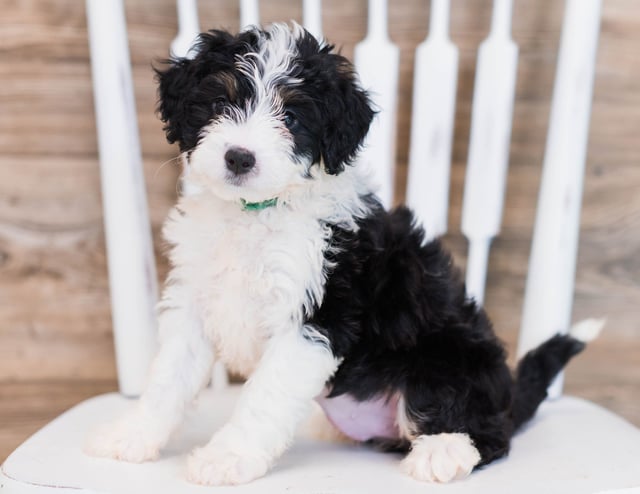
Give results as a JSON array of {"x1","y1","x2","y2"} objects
[{"x1": 315, "y1": 391, "x2": 400, "y2": 442}]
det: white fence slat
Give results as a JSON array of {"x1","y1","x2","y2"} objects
[
  {"x1": 171, "y1": 0, "x2": 200, "y2": 58},
  {"x1": 518, "y1": 0, "x2": 602, "y2": 398},
  {"x1": 303, "y1": 0, "x2": 323, "y2": 40},
  {"x1": 461, "y1": 0, "x2": 518, "y2": 304},
  {"x1": 86, "y1": 0, "x2": 159, "y2": 396},
  {"x1": 406, "y1": 0, "x2": 458, "y2": 239},
  {"x1": 240, "y1": 0, "x2": 260, "y2": 30},
  {"x1": 354, "y1": 0, "x2": 399, "y2": 209}
]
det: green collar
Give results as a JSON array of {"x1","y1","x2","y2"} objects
[{"x1": 240, "y1": 197, "x2": 278, "y2": 211}]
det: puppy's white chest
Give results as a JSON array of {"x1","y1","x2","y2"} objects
[
  {"x1": 202, "y1": 224, "x2": 278, "y2": 375},
  {"x1": 169, "y1": 204, "x2": 329, "y2": 377}
]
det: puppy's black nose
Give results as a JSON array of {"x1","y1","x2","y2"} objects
[{"x1": 225, "y1": 147, "x2": 256, "y2": 175}]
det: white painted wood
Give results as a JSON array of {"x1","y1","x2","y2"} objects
[
  {"x1": 3, "y1": 388, "x2": 640, "y2": 493},
  {"x1": 303, "y1": 0, "x2": 323, "y2": 40},
  {"x1": 465, "y1": 238, "x2": 491, "y2": 302},
  {"x1": 354, "y1": 0, "x2": 400, "y2": 209},
  {"x1": 170, "y1": 0, "x2": 200, "y2": 59},
  {"x1": 0, "y1": 472, "x2": 100, "y2": 494},
  {"x1": 85, "y1": 0, "x2": 158, "y2": 397},
  {"x1": 597, "y1": 489, "x2": 640, "y2": 494},
  {"x1": 461, "y1": 0, "x2": 518, "y2": 304},
  {"x1": 240, "y1": 0, "x2": 260, "y2": 30},
  {"x1": 406, "y1": 0, "x2": 458, "y2": 239},
  {"x1": 518, "y1": 0, "x2": 602, "y2": 399}
]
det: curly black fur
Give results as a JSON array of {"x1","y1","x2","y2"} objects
[
  {"x1": 309, "y1": 200, "x2": 586, "y2": 467},
  {"x1": 155, "y1": 28, "x2": 373, "y2": 174}
]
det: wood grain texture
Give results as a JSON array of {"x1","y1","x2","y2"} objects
[{"x1": 0, "y1": 0, "x2": 638, "y2": 387}]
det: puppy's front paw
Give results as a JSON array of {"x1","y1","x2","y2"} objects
[
  {"x1": 401, "y1": 433, "x2": 481, "y2": 483},
  {"x1": 84, "y1": 413, "x2": 166, "y2": 463},
  {"x1": 187, "y1": 445, "x2": 269, "y2": 486}
]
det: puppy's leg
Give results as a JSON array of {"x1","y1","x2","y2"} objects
[
  {"x1": 85, "y1": 286, "x2": 213, "y2": 462},
  {"x1": 399, "y1": 338, "x2": 513, "y2": 482},
  {"x1": 399, "y1": 385, "x2": 511, "y2": 483},
  {"x1": 187, "y1": 325, "x2": 339, "y2": 486}
]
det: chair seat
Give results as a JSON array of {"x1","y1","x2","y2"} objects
[{"x1": 2, "y1": 386, "x2": 639, "y2": 494}]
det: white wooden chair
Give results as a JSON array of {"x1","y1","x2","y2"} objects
[{"x1": 2, "y1": 1, "x2": 640, "y2": 493}]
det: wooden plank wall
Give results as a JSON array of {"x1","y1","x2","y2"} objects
[{"x1": 0, "y1": 0, "x2": 638, "y2": 382}]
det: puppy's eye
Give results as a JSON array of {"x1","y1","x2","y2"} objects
[
  {"x1": 212, "y1": 98, "x2": 227, "y2": 114},
  {"x1": 283, "y1": 111, "x2": 297, "y2": 129}
]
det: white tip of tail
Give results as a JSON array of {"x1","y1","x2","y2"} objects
[{"x1": 570, "y1": 318, "x2": 606, "y2": 343}]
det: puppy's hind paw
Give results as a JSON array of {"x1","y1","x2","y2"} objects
[{"x1": 401, "y1": 433, "x2": 481, "y2": 483}]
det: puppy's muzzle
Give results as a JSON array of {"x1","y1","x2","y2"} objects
[{"x1": 225, "y1": 147, "x2": 256, "y2": 175}]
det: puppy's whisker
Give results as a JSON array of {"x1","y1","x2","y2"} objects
[{"x1": 153, "y1": 156, "x2": 181, "y2": 181}]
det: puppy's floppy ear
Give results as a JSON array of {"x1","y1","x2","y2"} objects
[
  {"x1": 319, "y1": 58, "x2": 375, "y2": 175},
  {"x1": 155, "y1": 57, "x2": 198, "y2": 148}
]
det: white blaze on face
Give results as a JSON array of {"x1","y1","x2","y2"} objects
[{"x1": 185, "y1": 24, "x2": 313, "y2": 203}]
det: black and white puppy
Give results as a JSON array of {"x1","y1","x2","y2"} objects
[{"x1": 85, "y1": 24, "x2": 595, "y2": 485}]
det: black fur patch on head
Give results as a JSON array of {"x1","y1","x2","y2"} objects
[
  {"x1": 292, "y1": 32, "x2": 375, "y2": 175},
  {"x1": 155, "y1": 29, "x2": 259, "y2": 152},
  {"x1": 155, "y1": 26, "x2": 374, "y2": 174}
]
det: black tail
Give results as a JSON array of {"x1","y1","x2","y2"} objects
[{"x1": 511, "y1": 334, "x2": 586, "y2": 430}]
